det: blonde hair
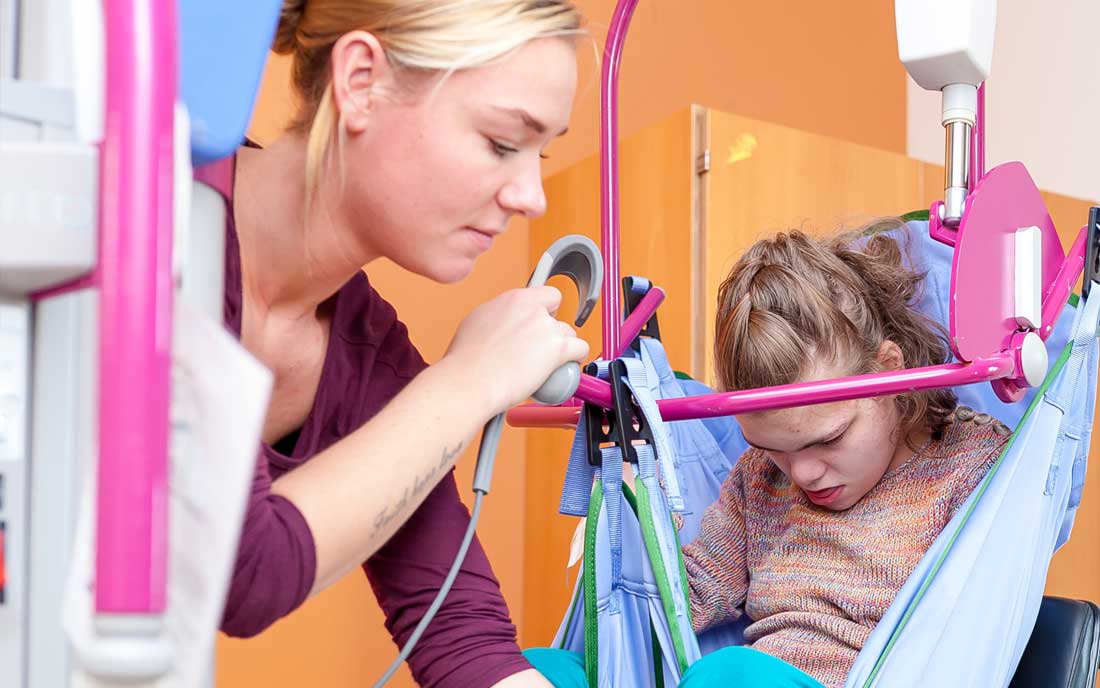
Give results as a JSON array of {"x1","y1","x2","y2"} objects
[
  {"x1": 713, "y1": 220, "x2": 958, "y2": 444},
  {"x1": 273, "y1": 0, "x2": 585, "y2": 198}
]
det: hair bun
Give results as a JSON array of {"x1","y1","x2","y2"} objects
[{"x1": 273, "y1": 0, "x2": 307, "y2": 55}]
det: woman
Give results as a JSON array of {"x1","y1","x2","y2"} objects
[{"x1": 213, "y1": 2, "x2": 589, "y2": 686}]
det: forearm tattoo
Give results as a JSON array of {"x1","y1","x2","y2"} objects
[{"x1": 372, "y1": 442, "x2": 465, "y2": 532}]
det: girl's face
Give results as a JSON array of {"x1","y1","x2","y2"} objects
[
  {"x1": 335, "y1": 36, "x2": 578, "y2": 283},
  {"x1": 736, "y1": 364, "x2": 913, "y2": 511}
]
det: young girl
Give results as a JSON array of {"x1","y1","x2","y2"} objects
[
  {"x1": 526, "y1": 222, "x2": 1010, "y2": 687},
  {"x1": 680, "y1": 223, "x2": 1011, "y2": 687}
]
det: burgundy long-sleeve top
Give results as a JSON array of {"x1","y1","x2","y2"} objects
[{"x1": 200, "y1": 153, "x2": 531, "y2": 687}]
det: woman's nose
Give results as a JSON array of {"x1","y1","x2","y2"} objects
[{"x1": 498, "y1": 160, "x2": 547, "y2": 218}]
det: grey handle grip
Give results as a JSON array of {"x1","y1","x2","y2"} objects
[
  {"x1": 532, "y1": 361, "x2": 581, "y2": 406},
  {"x1": 527, "y1": 235, "x2": 603, "y2": 405}
]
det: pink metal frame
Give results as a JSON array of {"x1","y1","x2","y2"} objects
[
  {"x1": 513, "y1": 350, "x2": 1022, "y2": 426},
  {"x1": 507, "y1": 7, "x2": 1083, "y2": 430},
  {"x1": 971, "y1": 83, "x2": 986, "y2": 190},
  {"x1": 96, "y1": 0, "x2": 176, "y2": 613},
  {"x1": 599, "y1": 0, "x2": 640, "y2": 359}
]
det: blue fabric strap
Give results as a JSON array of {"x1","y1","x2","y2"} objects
[
  {"x1": 559, "y1": 360, "x2": 611, "y2": 517},
  {"x1": 600, "y1": 444, "x2": 624, "y2": 613},
  {"x1": 628, "y1": 276, "x2": 651, "y2": 298},
  {"x1": 559, "y1": 419, "x2": 595, "y2": 517},
  {"x1": 620, "y1": 357, "x2": 686, "y2": 512}
]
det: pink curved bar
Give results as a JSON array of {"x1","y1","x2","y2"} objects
[
  {"x1": 511, "y1": 353, "x2": 1018, "y2": 429},
  {"x1": 649, "y1": 353, "x2": 1016, "y2": 420},
  {"x1": 96, "y1": 0, "x2": 176, "y2": 613},
  {"x1": 617, "y1": 286, "x2": 665, "y2": 355},
  {"x1": 599, "y1": 0, "x2": 640, "y2": 358}
]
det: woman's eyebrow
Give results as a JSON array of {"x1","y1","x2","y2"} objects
[{"x1": 492, "y1": 106, "x2": 568, "y2": 137}]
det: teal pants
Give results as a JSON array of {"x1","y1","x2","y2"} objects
[{"x1": 523, "y1": 647, "x2": 825, "y2": 688}]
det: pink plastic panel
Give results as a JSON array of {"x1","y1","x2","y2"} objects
[{"x1": 950, "y1": 162, "x2": 1064, "y2": 362}]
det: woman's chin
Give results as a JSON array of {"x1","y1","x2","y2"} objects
[{"x1": 423, "y1": 259, "x2": 477, "y2": 285}]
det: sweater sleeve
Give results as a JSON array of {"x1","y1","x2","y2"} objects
[
  {"x1": 220, "y1": 447, "x2": 318, "y2": 638},
  {"x1": 682, "y1": 459, "x2": 751, "y2": 633}
]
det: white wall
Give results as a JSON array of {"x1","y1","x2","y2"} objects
[
  {"x1": 907, "y1": 0, "x2": 1099, "y2": 203},
  {"x1": 14, "y1": 0, "x2": 76, "y2": 86}
]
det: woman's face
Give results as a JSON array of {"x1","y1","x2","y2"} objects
[{"x1": 335, "y1": 37, "x2": 578, "y2": 283}]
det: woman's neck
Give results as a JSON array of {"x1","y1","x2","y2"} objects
[{"x1": 232, "y1": 134, "x2": 378, "y2": 323}]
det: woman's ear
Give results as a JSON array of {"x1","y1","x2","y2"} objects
[
  {"x1": 877, "y1": 340, "x2": 905, "y2": 372},
  {"x1": 329, "y1": 30, "x2": 390, "y2": 134}
]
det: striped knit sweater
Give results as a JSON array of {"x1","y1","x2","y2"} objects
[{"x1": 682, "y1": 407, "x2": 1011, "y2": 688}]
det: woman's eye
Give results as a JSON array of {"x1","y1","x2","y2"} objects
[
  {"x1": 823, "y1": 433, "x2": 844, "y2": 446},
  {"x1": 490, "y1": 139, "x2": 519, "y2": 157}
]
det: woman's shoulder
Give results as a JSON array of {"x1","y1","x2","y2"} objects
[{"x1": 332, "y1": 271, "x2": 426, "y2": 376}]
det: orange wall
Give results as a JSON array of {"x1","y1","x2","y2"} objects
[
  {"x1": 220, "y1": 2, "x2": 907, "y2": 685},
  {"x1": 544, "y1": 0, "x2": 907, "y2": 175}
]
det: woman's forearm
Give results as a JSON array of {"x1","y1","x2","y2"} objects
[{"x1": 272, "y1": 357, "x2": 493, "y2": 593}]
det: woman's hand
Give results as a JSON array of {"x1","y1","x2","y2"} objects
[
  {"x1": 442, "y1": 286, "x2": 590, "y2": 416},
  {"x1": 490, "y1": 669, "x2": 555, "y2": 688}
]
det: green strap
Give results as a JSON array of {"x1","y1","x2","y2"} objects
[
  {"x1": 583, "y1": 487, "x2": 602, "y2": 688},
  {"x1": 634, "y1": 480, "x2": 692, "y2": 674}
]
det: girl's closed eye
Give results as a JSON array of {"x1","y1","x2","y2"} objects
[{"x1": 822, "y1": 432, "x2": 845, "y2": 447}]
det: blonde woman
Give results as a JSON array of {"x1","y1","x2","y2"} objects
[{"x1": 211, "y1": 2, "x2": 588, "y2": 686}]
